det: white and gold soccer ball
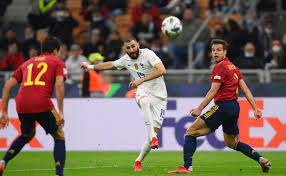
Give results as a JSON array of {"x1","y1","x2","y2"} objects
[{"x1": 161, "y1": 16, "x2": 183, "y2": 39}]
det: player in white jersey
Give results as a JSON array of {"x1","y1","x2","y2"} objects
[{"x1": 80, "y1": 36, "x2": 167, "y2": 172}]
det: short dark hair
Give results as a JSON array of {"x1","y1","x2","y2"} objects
[
  {"x1": 123, "y1": 35, "x2": 137, "y2": 43},
  {"x1": 8, "y1": 39, "x2": 18, "y2": 46},
  {"x1": 210, "y1": 39, "x2": 228, "y2": 50},
  {"x1": 41, "y1": 37, "x2": 62, "y2": 53}
]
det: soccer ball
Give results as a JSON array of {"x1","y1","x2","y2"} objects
[{"x1": 161, "y1": 16, "x2": 183, "y2": 39}]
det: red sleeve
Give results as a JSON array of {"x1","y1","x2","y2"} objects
[
  {"x1": 12, "y1": 66, "x2": 22, "y2": 83},
  {"x1": 56, "y1": 60, "x2": 67, "y2": 79},
  {"x1": 211, "y1": 65, "x2": 225, "y2": 83}
]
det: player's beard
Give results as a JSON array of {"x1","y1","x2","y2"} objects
[
  {"x1": 214, "y1": 56, "x2": 224, "y2": 63},
  {"x1": 127, "y1": 49, "x2": 140, "y2": 59}
]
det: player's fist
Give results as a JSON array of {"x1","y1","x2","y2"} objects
[
  {"x1": 190, "y1": 107, "x2": 202, "y2": 117},
  {"x1": 129, "y1": 80, "x2": 143, "y2": 89},
  {"x1": 80, "y1": 62, "x2": 89, "y2": 70},
  {"x1": 254, "y1": 108, "x2": 263, "y2": 119},
  {"x1": 0, "y1": 114, "x2": 9, "y2": 129},
  {"x1": 58, "y1": 112, "x2": 65, "y2": 128}
]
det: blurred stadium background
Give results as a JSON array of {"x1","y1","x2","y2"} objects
[{"x1": 0, "y1": 0, "x2": 286, "y2": 175}]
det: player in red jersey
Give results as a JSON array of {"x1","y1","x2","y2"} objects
[
  {"x1": 168, "y1": 39, "x2": 271, "y2": 174},
  {"x1": 0, "y1": 37, "x2": 66, "y2": 176}
]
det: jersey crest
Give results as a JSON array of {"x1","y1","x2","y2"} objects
[{"x1": 134, "y1": 63, "x2": 139, "y2": 70}]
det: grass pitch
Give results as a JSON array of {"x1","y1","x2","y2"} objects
[{"x1": 0, "y1": 151, "x2": 285, "y2": 176}]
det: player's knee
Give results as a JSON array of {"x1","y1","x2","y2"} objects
[
  {"x1": 225, "y1": 140, "x2": 237, "y2": 149},
  {"x1": 186, "y1": 128, "x2": 200, "y2": 137},
  {"x1": 144, "y1": 121, "x2": 151, "y2": 125},
  {"x1": 146, "y1": 138, "x2": 152, "y2": 144},
  {"x1": 52, "y1": 129, "x2": 65, "y2": 141},
  {"x1": 139, "y1": 97, "x2": 151, "y2": 109}
]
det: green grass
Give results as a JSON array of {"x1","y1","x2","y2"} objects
[{"x1": 0, "y1": 151, "x2": 285, "y2": 176}]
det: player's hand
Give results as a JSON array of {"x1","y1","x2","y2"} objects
[
  {"x1": 58, "y1": 112, "x2": 65, "y2": 128},
  {"x1": 129, "y1": 80, "x2": 143, "y2": 89},
  {"x1": 0, "y1": 113, "x2": 9, "y2": 129},
  {"x1": 190, "y1": 107, "x2": 202, "y2": 117},
  {"x1": 254, "y1": 108, "x2": 263, "y2": 119},
  {"x1": 80, "y1": 62, "x2": 89, "y2": 70}
]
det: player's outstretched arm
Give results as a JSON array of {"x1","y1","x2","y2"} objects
[
  {"x1": 0, "y1": 77, "x2": 18, "y2": 128},
  {"x1": 191, "y1": 82, "x2": 221, "y2": 116},
  {"x1": 143, "y1": 63, "x2": 166, "y2": 82},
  {"x1": 55, "y1": 76, "x2": 65, "y2": 127},
  {"x1": 129, "y1": 63, "x2": 166, "y2": 89},
  {"x1": 81, "y1": 61, "x2": 117, "y2": 71},
  {"x1": 239, "y1": 79, "x2": 262, "y2": 118}
]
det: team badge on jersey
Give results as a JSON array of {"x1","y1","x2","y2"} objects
[{"x1": 134, "y1": 63, "x2": 139, "y2": 70}]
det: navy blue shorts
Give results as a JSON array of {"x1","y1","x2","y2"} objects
[
  {"x1": 199, "y1": 100, "x2": 240, "y2": 135},
  {"x1": 18, "y1": 109, "x2": 60, "y2": 136}
]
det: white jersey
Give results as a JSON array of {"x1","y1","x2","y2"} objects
[{"x1": 113, "y1": 48, "x2": 167, "y2": 99}]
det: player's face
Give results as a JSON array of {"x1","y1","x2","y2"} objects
[
  {"x1": 124, "y1": 40, "x2": 140, "y2": 59},
  {"x1": 211, "y1": 44, "x2": 226, "y2": 63}
]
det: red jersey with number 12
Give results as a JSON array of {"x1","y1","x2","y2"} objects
[
  {"x1": 12, "y1": 54, "x2": 67, "y2": 113},
  {"x1": 211, "y1": 58, "x2": 243, "y2": 102}
]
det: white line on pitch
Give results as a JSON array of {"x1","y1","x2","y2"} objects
[{"x1": 6, "y1": 165, "x2": 286, "y2": 173}]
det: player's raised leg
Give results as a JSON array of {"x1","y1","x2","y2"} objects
[
  {"x1": 168, "y1": 118, "x2": 211, "y2": 174},
  {"x1": 224, "y1": 133, "x2": 271, "y2": 172},
  {"x1": 149, "y1": 97, "x2": 166, "y2": 150}
]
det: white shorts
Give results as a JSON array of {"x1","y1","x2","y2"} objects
[{"x1": 135, "y1": 90, "x2": 167, "y2": 128}]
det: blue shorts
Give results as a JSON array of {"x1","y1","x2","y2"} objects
[
  {"x1": 18, "y1": 109, "x2": 60, "y2": 136},
  {"x1": 199, "y1": 100, "x2": 240, "y2": 135}
]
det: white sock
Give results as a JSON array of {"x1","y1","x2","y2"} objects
[
  {"x1": 259, "y1": 157, "x2": 267, "y2": 163},
  {"x1": 0, "y1": 160, "x2": 5, "y2": 167},
  {"x1": 140, "y1": 98, "x2": 156, "y2": 140},
  {"x1": 135, "y1": 139, "x2": 151, "y2": 162}
]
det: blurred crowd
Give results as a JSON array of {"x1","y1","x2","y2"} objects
[{"x1": 0, "y1": 0, "x2": 286, "y2": 96}]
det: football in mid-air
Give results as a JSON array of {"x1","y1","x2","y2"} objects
[{"x1": 161, "y1": 16, "x2": 183, "y2": 39}]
